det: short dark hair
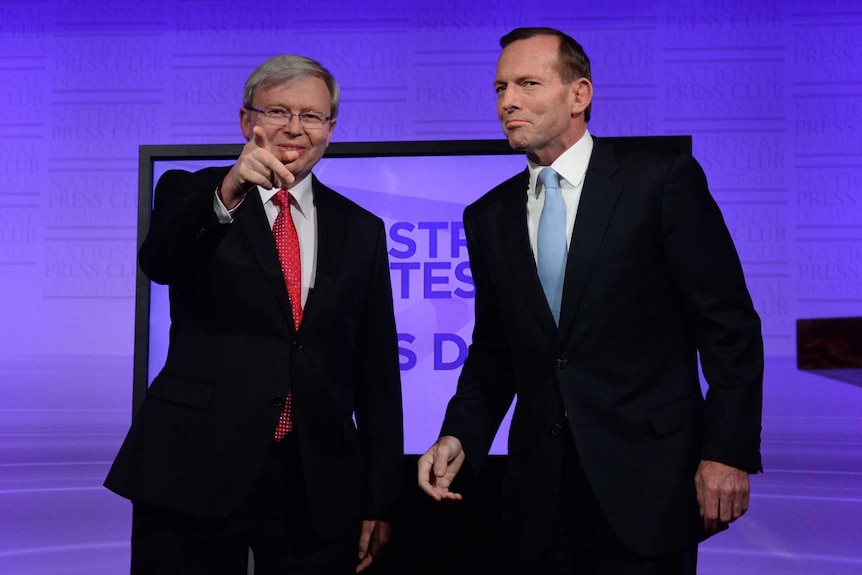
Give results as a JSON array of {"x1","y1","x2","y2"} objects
[
  {"x1": 243, "y1": 55, "x2": 341, "y2": 119},
  {"x1": 500, "y1": 27, "x2": 592, "y2": 122}
]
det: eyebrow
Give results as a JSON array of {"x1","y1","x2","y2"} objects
[
  {"x1": 259, "y1": 105, "x2": 327, "y2": 114},
  {"x1": 496, "y1": 75, "x2": 541, "y2": 86}
]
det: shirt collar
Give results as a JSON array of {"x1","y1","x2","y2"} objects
[
  {"x1": 527, "y1": 129, "x2": 593, "y2": 197},
  {"x1": 258, "y1": 174, "x2": 314, "y2": 220}
]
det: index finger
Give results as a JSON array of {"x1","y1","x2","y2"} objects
[
  {"x1": 251, "y1": 126, "x2": 294, "y2": 188},
  {"x1": 431, "y1": 444, "x2": 454, "y2": 478},
  {"x1": 416, "y1": 452, "x2": 437, "y2": 491},
  {"x1": 252, "y1": 125, "x2": 271, "y2": 151},
  {"x1": 357, "y1": 522, "x2": 372, "y2": 556}
]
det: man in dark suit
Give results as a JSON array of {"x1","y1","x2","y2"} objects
[
  {"x1": 418, "y1": 27, "x2": 763, "y2": 575},
  {"x1": 106, "y1": 55, "x2": 403, "y2": 574}
]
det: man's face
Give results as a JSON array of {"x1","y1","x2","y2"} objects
[
  {"x1": 241, "y1": 76, "x2": 336, "y2": 185},
  {"x1": 494, "y1": 35, "x2": 589, "y2": 165}
]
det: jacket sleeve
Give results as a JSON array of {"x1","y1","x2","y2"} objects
[
  {"x1": 440, "y1": 203, "x2": 517, "y2": 473},
  {"x1": 353, "y1": 218, "x2": 405, "y2": 518},
  {"x1": 139, "y1": 167, "x2": 231, "y2": 285},
  {"x1": 660, "y1": 154, "x2": 764, "y2": 473}
]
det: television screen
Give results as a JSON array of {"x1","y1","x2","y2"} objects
[{"x1": 136, "y1": 137, "x2": 691, "y2": 454}]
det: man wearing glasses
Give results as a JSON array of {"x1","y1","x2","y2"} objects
[{"x1": 106, "y1": 55, "x2": 404, "y2": 575}]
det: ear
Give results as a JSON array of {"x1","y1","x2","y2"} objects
[
  {"x1": 240, "y1": 107, "x2": 253, "y2": 141},
  {"x1": 322, "y1": 117, "x2": 337, "y2": 146},
  {"x1": 570, "y1": 77, "x2": 593, "y2": 116}
]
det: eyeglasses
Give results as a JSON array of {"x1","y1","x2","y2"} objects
[{"x1": 246, "y1": 106, "x2": 332, "y2": 128}]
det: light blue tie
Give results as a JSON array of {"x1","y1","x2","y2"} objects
[{"x1": 537, "y1": 167, "x2": 566, "y2": 325}]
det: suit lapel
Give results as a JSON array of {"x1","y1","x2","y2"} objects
[
  {"x1": 234, "y1": 189, "x2": 297, "y2": 330},
  {"x1": 558, "y1": 138, "x2": 622, "y2": 340},
  {"x1": 495, "y1": 170, "x2": 558, "y2": 340},
  {"x1": 300, "y1": 176, "x2": 346, "y2": 328}
]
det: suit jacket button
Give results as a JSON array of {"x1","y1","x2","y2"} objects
[
  {"x1": 270, "y1": 395, "x2": 285, "y2": 408},
  {"x1": 293, "y1": 341, "x2": 303, "y2": 351},
  {"x1": 550, "y1": 423, "x2": 562, "y2": 436},
  {"x1": 555, "y1": 358, "x2": 568, "y2": 369}
]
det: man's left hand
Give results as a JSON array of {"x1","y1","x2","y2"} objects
[
  {"x1": 695, "y1": 459, "x2": 750, "y2": 534},
  {"x1": 356, "y1": 519, "x2": 391, "y2": 573}
]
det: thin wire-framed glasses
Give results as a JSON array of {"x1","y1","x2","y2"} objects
[{"x1": 246, "y1": 106, "x2": 332, "y2": 128}]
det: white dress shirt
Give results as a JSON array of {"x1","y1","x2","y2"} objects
[{"x1": 525, "y1": 130, "x2": 594, "y2": 262}]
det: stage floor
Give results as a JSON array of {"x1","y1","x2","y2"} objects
[{"x1": 1, "y1": 355, "x2": 860, "y2": 574}]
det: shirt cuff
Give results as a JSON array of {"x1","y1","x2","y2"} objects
[{"x1": 213, "y1": 186, "x2": 243, "y2": 223}]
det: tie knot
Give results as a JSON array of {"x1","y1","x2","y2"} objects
[
  {"x1": 538, "y1": 167, "x2": 560, "y2": 192},
  {"x1": 273, "y1": 189, "x2": 291, "y2": 209}
]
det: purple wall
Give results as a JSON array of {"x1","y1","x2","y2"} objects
[{"x1": 1, "y1": 1, "x2": 861, "y2": 573}]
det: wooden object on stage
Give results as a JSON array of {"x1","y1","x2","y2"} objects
[{"x1": 797, "y1": 317, "x2": 862, "y2": 387}]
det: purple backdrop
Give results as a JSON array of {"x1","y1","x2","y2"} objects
[{"x1": 1, "y1": 1, "x2": 861, "y2": 573}]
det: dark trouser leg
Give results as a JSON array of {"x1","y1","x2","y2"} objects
[
  {"x1": 130, "y1": 502, "x2": 248, "y2": 575},
  {"x1": 247, "y1": 435, "x2": 358, "y2": 575},
  {"x1": 131, "y1": 435, "x2": 358, "y2": 575},
  {"x1": 531, "y1": 432, "x2": 697, "y2": 575}
]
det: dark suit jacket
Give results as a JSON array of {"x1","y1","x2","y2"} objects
[
  {"x1": 440, "y1": 137, "x2": 763, "y2": 566},
  {"x1": 105, "y1": 166, "x2": 404, "y2": 539}
]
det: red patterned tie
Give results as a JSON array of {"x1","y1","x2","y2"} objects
[{"x1": 272, "y1": 189, "x2": 302, "y2": 440}]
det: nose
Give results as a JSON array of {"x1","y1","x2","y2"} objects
[
  {"x1": 281, "y1": 114, "x2": 304, "y2": 135},
  {"x1": 498, "y1": 85, "x2": 519, "y2": 112}
]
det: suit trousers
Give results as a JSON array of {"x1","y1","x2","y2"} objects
[
  {"x1": 520, "y1": 430, "x2": 698, "y2": 575},
  {"x1": 130, "y1": 434, "x2": 358, "y2": 575}
]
